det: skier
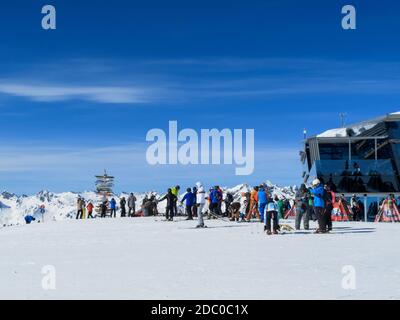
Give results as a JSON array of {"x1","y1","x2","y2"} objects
[
  {"x1": 246, "y1": 186, "x2": 260, "y2": 221},
  {"x1": 120, "y1": 197, "x2": 127, "y2": 217},
  {"x1": 181, "y1": 188, "x2": 196, "y2": 220},
  {"x1": 309, "y1": 179, "x2": 326, "y2": 233},
  {"x1": 100, "y1": 200, "x2": 108, "y2": 218},
  {"x1": 195, "y1": 182, "x2": 206, "y2": 228},
  {"x1": 224, "y1": 193, "x2": 234, "y2": 217},
  {"x1": 308, "y1": 194, "x2": 316, "y2": 221},
  {"x1": 109, "y1": 198, "x2": 117, "y2": 218},
  {"x1": 257, "y1": 186, "x2": 268, "y2": 223},
  {"x1": 171, "y1": 185, "x2": 180, "y2": 217},
  {"x1": 128, "y1": 193, "x2": 137, "y2": 217},
  {"x1": 276, "y1": 196, "x2": 284, "y2": 220},
  {"x1": 216, "y1": 186, "x2": 224, "y2": 216},
  {"x1": 351, "y1": 194, "x2": 359, "y2": 221},
  {"x1": 159, "y1": 188, "x2": 177, "y2": 221},
  {"x1": 295, "y1": 184, "x2": 310, "y2": 230},
  {"x1": 324, "y1": 185, "x2": 334, "y2": 231},
  {"x1": 87, "y1": 201, "x2": 94, "y2": 219},
  {"x1": 192, "y1": 186, "x2": 198, "y2": 218},
  {"x1": 76, "y1": 197, "x2": 83, "y2": 219},
  {"x1": 149, "y1": 195, "x2": 158, "y2": 216},
  {"x1": 208, "y1": 186, "x2": 222, "y2": 216},
  {"x1": 264, "y1": 197, "x2": 279, "y2": 235},
  {"x1": 243, "y1": 191, "x2": 251, "y2": 219},
  {"x1": 81, "y1": 198, "x2": 86, "y2": 219}
]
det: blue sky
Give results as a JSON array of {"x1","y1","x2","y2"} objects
[{"x1": 2, "y1": 0, "x2": 400, "y2": 194}]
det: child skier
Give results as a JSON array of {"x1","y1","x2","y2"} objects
[
  {"x1": 264, "y1": 198, "x2": 279, "y2": 235},
  {"x1": 86, "y1": 201, "x2": 94, "y2": 219}
]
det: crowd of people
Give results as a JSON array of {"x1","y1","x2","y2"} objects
[{"x1": 70, "y1": 178, "x2": 396, "y2": 234}]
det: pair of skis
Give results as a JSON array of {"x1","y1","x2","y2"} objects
[{"x1": 207, "y1": 211, "x2": 231, "y2": 222}]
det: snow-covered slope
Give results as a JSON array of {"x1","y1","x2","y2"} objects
[
  {"x1": 0, "y1": 182, "x2": 296, "y2": 227},
  {"x1": 0, "y1": 217, "x2": 398, "y2": 299}
]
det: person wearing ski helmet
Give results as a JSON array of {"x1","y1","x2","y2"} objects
[{"x1": 309, "y1": 179, "x2": 326, "y2": 233}]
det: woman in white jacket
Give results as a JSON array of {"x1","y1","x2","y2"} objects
[{"x1": 196, "y1": 182, "x2": 206, "y2": 228}]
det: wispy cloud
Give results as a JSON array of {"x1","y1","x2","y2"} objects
[
  {"x1": 3, "y1": 57, "x2": 400, "y2": 105},
  {"x1": 0, "y1": 83, "x2": 154, "y2": 104}
]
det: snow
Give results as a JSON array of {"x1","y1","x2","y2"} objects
[
  {"x1": 317, "y1": 123, "x2": 377, "y2": 138},
  {"x1": 0, "y1": 217, "x2": 399, "y2": 300}
]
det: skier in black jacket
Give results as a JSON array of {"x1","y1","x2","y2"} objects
[
  {"x1": 158, "y1": 188, "x2": 177, "y2": 221},
  {"x1": 100, "y1": 201, "x2": 108, "y2": 218},
  {"x1": 120, "y1": 197, "x2": 127, "y2": 217}
]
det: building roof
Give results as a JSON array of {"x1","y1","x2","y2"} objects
[{"x1": 313, "y1": 112, "x2": 400, "y2": 139}]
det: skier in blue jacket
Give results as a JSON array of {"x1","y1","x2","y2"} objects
[
  {"x1": 209, "y1": 187, "x2": 222, "y2": 216},
  {"x1": 181, "y1": 188, "x2": 196, "y2": 220},
  {"x1": 257, "y1": 187, "x2": 268, "y2": 223},
  {"x1": 309, "y1": 179, "x2": 326, "y2": 233},
  {"x1": 109, "y1": 198, "x2": 117, "y2": 218}
]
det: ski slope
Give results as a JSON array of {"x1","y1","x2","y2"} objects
[{"x1": 0, "y1": 217, "x2": 399, "y2": 300}]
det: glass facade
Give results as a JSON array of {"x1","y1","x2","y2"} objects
[{"x1": 304, "y1": 119, "x2": 400, "y2": 193}]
